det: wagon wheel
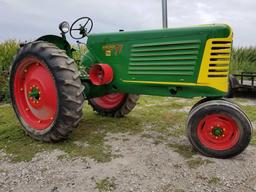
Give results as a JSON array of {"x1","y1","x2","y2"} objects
[
  {"x1": 9, "y1": 41, "x2": 84, "y2": 142},
  {"x1": 187, "y1": 99, "x2": 252, "y2": 158},
  {"x1": 88, "y1": 93, "x2": 139, "y2": 117},
  {"x1": 226, "y1": 74, "x2": 239, "y2": 98}
]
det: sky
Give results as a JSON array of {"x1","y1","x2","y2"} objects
[{"x1": 0, "y1": 0, "x2": 255, "y2": 47}]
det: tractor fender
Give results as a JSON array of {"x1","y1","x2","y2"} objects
[{"x1": 36, "y1": 35, "x2": 74, "y2": 57}]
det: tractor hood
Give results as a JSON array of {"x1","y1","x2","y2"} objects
[{"x1": 87, "y1": 24, "x2": 231, "y2": 45}]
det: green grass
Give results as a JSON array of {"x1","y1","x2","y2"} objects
[
  {"x1": 186, "y1": 157, "x2": 213, "y2": 169},
  {"x1": 0, "y1": 96, "x2": 255, "y2": 162},
  {"x1": 174, "y1": 189, "x2": 185, "y2": 192},
  {"x1": 0, "y1": 104, "x2": 141, "y2": 162},
  {"x1": 208, "y1": 176, "x2": 220, "y2": 185},
  {"x1": 167, "y1": 143, "x2": 214, "y2": 168},
  {"x1": 240, "y1": 104, "x2": 256, "y2": 145},
  {"x1": 0, "y1": 168, "x2": 7, "y2": 173},
  {"x1": 0, "y1": 96, "x2": 189, "y2": 162},
  {"x1": 168, "y1": 143, "x2": 196, "y2": 159},
  {"x1": 241, "y1": 105, "x2": 256, "y2": 122},
  {"x1": 95, "y1": 177, "x2": 116, "y2": 192}
]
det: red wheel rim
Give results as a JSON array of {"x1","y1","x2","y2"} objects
[
  {"x1": 92, "y1": 93, "x2": 125, "y2": 109},
  {"x1": 13, "y1": 56, "x2": 58, "y2": 130},
  {"x1": 197, "y1": 114, "x2": 240, "y2": 151}
]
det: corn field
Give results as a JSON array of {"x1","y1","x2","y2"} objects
[
  {"x1": 0, "y1": 40, "x2": 19, "y2": 101},
  {"x1": 230, "y1": 47, "x2": 256, "y2": 73},
  {"x1": 0, "y1": 40, "x2": 255, "y2": 102}
]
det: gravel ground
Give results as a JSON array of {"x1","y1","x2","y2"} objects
[
  {"x1": 1, "y1": 133, "x2": 256, "y2": 192},
  {"x1": 0, "y1": 97, "x2": 255, "y2": 192}
]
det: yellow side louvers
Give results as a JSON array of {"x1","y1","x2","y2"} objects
[{"x1": 197, "y1": 32, "x2": 233, "y2": 92}]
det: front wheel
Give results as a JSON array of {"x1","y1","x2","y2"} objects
[
  {"x1": 187, "y1": 99, "x2": 252, "y2": 158},
  {"x1": 88, "y1": 93, "x2": 139, "y2": 117}
]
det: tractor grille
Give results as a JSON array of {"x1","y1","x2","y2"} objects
[
  {"x1": 128, "y1": 40, "x2": 201, "y2": 76},
  {"x1": 207, "y1": 40, "x2": 232, "y2": 78}
]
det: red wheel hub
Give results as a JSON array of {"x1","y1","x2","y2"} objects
[
  {"x1": 197, "y1": 114, "x2": 240, "y2": 150},
  {"x1": 13, "y1": 57, "x2": 58, "y2": 130},
  {"x1": 92, "y1": 93, "x2": 125, "y2": 109}
]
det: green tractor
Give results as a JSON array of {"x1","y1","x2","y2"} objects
[{"x1": 9, "y1": 17, "x2": 252, "y2": 158}]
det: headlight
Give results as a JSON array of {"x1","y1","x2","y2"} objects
[{"x1": 59, "y1": 21, "x2": 70, "y2": 33}]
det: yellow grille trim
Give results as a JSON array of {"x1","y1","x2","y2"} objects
[{"x1": 197, "y1": 31, "x2": 233, "y2": 92}]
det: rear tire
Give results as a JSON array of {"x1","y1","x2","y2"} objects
[
  {"x1": 88, "y1": 93, "x2": 139, "y2": 117},
  {"x1": 9, "y1": 41, "x2": 84, "y2": 142},
  {"x1": 187, "y1": 99, "x2": 252, "y2": 158}
]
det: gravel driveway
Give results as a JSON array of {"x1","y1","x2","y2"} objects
[
  {"x1": 1, "y1": 133, "x2": 256, "y2": 192},
  {"x1": 0, "y1": 97, "x2": 255, "y2": 192}
]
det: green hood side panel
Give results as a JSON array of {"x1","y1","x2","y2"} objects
[{"x1": 82, "y1": 24, "x2": 231, "y2": 98}]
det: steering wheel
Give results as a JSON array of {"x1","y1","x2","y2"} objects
[{"x1": 70, "y1": 17, "x2": 93, "y2": 40}]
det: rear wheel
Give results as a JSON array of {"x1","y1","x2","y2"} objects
[
  {"x1": 187, "y1": 99, "x2": 252, "y2": 158},
  {"x1": 88, "y1": 93, "x2": 139, "y2": 117},
  {"x1": 9, "y1": 41, "x2": 84, "y2": 142}
]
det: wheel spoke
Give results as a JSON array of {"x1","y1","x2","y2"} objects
[{"x1": 83, "y1": 19, "x2": 90, "y2": 27}]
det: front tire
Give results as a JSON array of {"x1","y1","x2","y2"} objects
[
  {"x1": 187, "y1": 99, "x2": 252, "y2": 158},
  {"x1": 9, "y1": 41, "x2": 84, "y2": 142}
]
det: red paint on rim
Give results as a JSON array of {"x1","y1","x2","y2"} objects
[
  {"x1": 13, "y1": 57, "x2": 58, "y2": 130},
  {"x1": 197, "y1": 114, "x2": 240, "y2": 151},
  {"x1": 89, "y1": 64, "x2": 113, "y2": 85},
  {"x1": 92, "y1": 93, "x2": 125, "y2": 109}
]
